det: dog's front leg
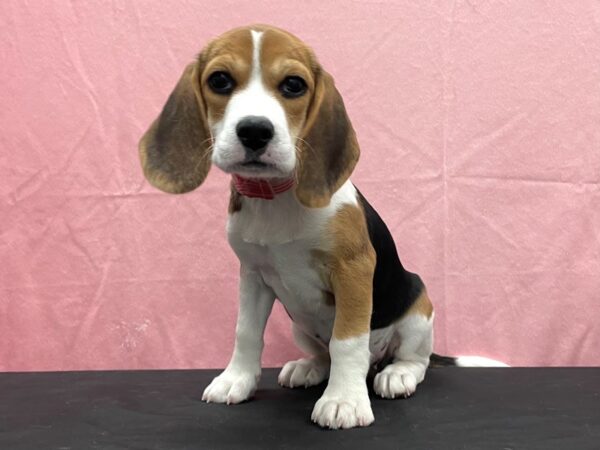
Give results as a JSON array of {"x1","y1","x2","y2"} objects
[
  {"x1": 202, "y1": 266, "x2": 275, "y2": 404},
  {"x1": 311, "y1": 253, "x2": 375, "y2": 429}
]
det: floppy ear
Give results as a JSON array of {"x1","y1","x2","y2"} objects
[
  {"x1": 139, "y1": 62, "x2": 211, "y2": 194},
  {"x1": 295, "y1": 68, "x2": 360, "y2": 208}
]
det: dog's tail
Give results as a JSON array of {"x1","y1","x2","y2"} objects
[{"x1": 430, "y1": 353, "x2": 509, "y2": 367}]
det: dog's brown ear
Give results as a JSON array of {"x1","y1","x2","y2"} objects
[
  {"x1": 139, "y1": 62, "x2": 211, "y2": 194},
  {"x1": 295, "y1": 68, "x2": 360, "y2": 208}
]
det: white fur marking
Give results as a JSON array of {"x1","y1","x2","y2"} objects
[
  {"x1": 279, "y1": 323, "x2": 329, "y2": 388},
  {"x1": 228, "y1": 179, "x2": 358, "y2": 244},
  {"x1": 202, "y1": 267, "x2": 276, "y2": 404},
  {"x1": 250, "y1": 30, "x2": 262, "y2": 79},
  {"x1": 311, "y1": 334, "x2": 374, "y2": 429},
  {"x1": 278, "y1": 356, "x2": 329, "y2": 388},
  {"x1": 373, "y1": 313, "x2": 433, "y2": 399}
]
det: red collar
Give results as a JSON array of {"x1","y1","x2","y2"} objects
[{"x1": 232, "y1": 174, "x2": 295, "y2": 200}]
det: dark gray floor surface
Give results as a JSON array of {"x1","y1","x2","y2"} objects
[{"x1": 1, "y1": 368, "x2": 599, "y2": 449}]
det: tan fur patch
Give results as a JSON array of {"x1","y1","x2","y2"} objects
[
  {"x1": 200, "y1": 27, "x2": 255, "y2": 126},
  {"x1": 259, "y1": 28, "x2": 316, "y2": 135},
  {"x1": 326, "y1": 204, "x2": 376, "y2": 340},
  {"x1": 406, "y1": 289, "x2": 434, "y2": 319}
]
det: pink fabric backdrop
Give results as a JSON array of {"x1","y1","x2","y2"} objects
[{"x1": 2, "y1": 1, "x2": 599, "y2": 371}]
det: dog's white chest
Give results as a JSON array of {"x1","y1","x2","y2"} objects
[
  {"x1": 225, "y1": 187, "x2": 360, "y2": 342},
  {"x1": 229, "y1": 235, "x2": 336, "y2": 341}
]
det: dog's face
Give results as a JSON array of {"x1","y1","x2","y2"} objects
[
  {"x1": 139, "y1": 25, "x2": 360, "y2": 207},
  {"x1": 203, "y1": 27, "x2": 313, "y2": 179}
]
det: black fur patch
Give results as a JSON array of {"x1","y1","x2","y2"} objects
[
  {"x1": 356, "y1": 189, "x2": 425, "y2": 330},
  {"x1": 429, "y1": 353, "x2": 458, "y2": 367}
]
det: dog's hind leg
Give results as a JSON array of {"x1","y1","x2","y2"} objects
[
  {"x1": 278, "y1": 323, "x2": 330, "y2": 388},
  {"x1": 373, "y1": 291, "x2": 434, "y2": 399}
]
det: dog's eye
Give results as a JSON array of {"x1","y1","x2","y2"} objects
[
  {"x1": 279, "y1": 76, "x2": 307, "y2": 98},
  {"x1": 208, "y1": 71, "x2": 235, "y2": 95}
]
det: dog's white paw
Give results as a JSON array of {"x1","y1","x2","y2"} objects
[
  {"x1": 202, "y1": 369, "x2": 259, "y2": 404},
  {"x1": 278, "y1": 357, "x2": 329, "y2": 388},
  {"x1": 311, "y1": 390, "x2": 374, "y2": 429},
  {"x1": 373, "y1": 361, "x2": 426, "y2": 399}
]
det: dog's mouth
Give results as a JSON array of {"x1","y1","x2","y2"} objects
[
  {"x1": 236, "y1": 160, "x2": 275, "y2": 174},
  {"x1": 212, "y1": 142, "x2": 295, "y2": 179},
  {"x1": 240, "y1": 161, "x2": 270, "y2": 169},
  {"x1": 228, "y1": 160, "x2": 286, "y2": 179}
]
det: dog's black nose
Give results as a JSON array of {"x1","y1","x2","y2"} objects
[{"x1": 236, "y1": 116, "x2": 274, "y2": 152}]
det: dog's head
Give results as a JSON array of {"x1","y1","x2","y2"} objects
[{"x1": 139, "y1": 25, "x2": 359, "y2": 208}]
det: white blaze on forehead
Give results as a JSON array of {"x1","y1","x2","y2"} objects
[
  {"x1": 223, "y1": 30, "x2": 288, "y2": 132},
  {"x1": 222, "y1": 28, "x2": 285, "y2": 121},
  {"x1": 250, "y1": 30, "x2": 263, "y2": 80}
]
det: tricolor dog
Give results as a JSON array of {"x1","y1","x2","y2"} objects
[{"x1": 139, "y1": 25, "x2": 505, "y2": 429}]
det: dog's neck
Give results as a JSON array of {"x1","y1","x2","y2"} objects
[
  {"x1": 227, "y1": 179, "x2": 357, "y2": 246},
  {"x1": 232, "y1": 174, "x2": 295, "y2": 200}
]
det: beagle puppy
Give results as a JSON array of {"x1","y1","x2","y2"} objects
[{"x1": 139, "y1": 25, "x2": 504, "y2": 429}]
